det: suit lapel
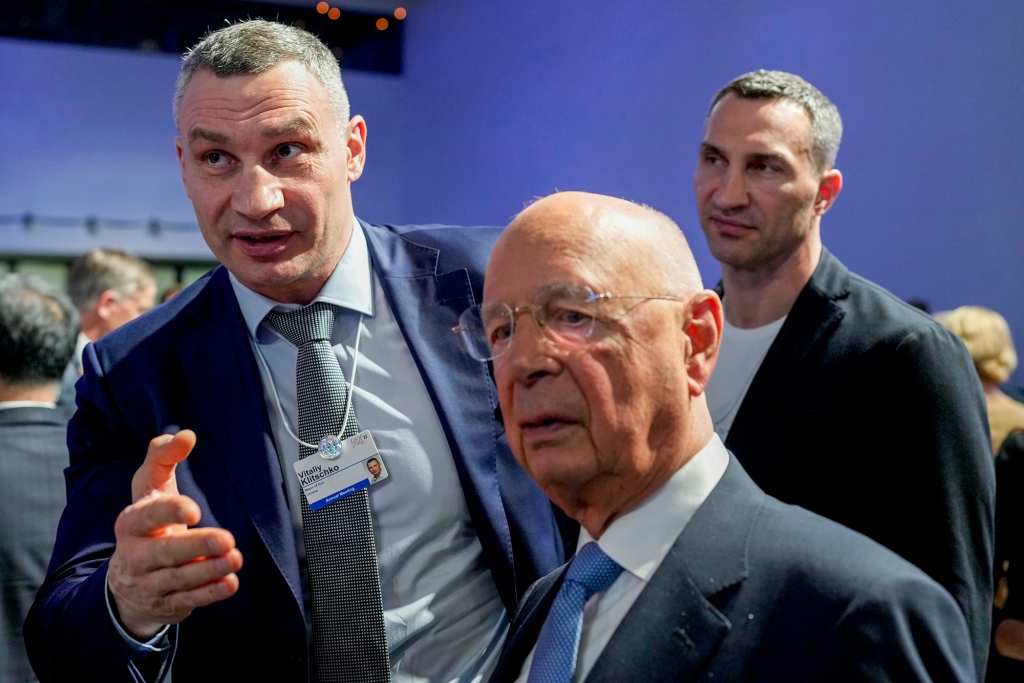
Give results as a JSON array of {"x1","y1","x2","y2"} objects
[
  {"x1": 585, "y1": 457, "x2": 764, "y2": 682},
  {"x1": 172, "y1": 268, "x2": 302, "y2": 608},
  {"x1": 360, "y1": 220, "x2": 517, "y2": 610},
  {"x1": 490, "y1": 565, "x2": 570, "y2": 683},
  {"x1": 724, "y1": 248, "x2": 849, "y2": 456}
]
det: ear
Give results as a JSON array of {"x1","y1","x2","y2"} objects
[
  {"x1": 346, "y1": 115, "x2": 367, "y2": 183},
  {"x1": 95, "y1": 289, "x2": 120, "y2": 321},
  {"x1": 814, "y1": 168, "x2": 843, "y2": 215},
  {"x1": 683, "y1": 290, "x2": 723, "y2": 397},
  {"x1": 175, "y1": 137, "x2": 192, "y2": 200}
]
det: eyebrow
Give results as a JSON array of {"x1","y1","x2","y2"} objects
[
  {"x1": 261, "y1": 118, "x2": 318, "y2": 140},
  {"x1": 700, "y1": 142, "x2": 788, "y2": 165},
  {"x1": 188, "y1": 127, "x2": 229, "y2": 145}
]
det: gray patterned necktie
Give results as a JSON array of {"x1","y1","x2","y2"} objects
[{"x1": 265, "y1": 302, "x2": 391, "y2": 682}]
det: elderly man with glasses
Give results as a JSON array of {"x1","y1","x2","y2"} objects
[{"x1": 459, "y1": 191, "x2": 975, "y2": 683}]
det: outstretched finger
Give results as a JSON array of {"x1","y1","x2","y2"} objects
[
  {"x1": 117, "y1": 495, "x2": 202, "y2": 537},
  {"x1": 132, "y1": 429, "x2": 197, "y2": 502}
]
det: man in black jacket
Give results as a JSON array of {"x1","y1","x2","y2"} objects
[{"x1": 694, "y1": 69, "x2": 994, "y2": 678}]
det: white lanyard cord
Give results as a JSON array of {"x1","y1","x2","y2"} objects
[{"x1": 251, "y1": 313, "x2": 364, "y2": 450}]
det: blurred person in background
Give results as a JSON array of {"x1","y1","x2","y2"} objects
[
  {"x1": 694, "y1": 69, "x2": 994, "y2": 677},
  {"x1": 159, "y1": 284, "x2": 183, "y2": 304},
  {"x1": 56, "y1": 249, "x2": 156, "y2": 417},
  {"x1": 989, "y1": 430, "x2": 1024, "y2": 681},
  {"x1": 937, "y1": 306, "x2": 1024, "y2": 454},
  {"x1": 0, "y1": 274, "x2": 79, "y2": 682}
]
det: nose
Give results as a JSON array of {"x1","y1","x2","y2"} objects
[
  {"x1": 232, "y1": 164, "x2": 285, "y2": 220},
  {"x1": 498, "y1": 310, "x2": 561, "y2": 386},
  {"x1": 713, "y1": 164, "x2": 749, "y2": 212}
]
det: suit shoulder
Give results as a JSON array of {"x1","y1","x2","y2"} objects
[
  {"x1": 88, "y1": 266, "x2": 222, "y2": 370},
  {"x1": 371, "y1": 222, "x2": 503, "y2": 274},
  {"x1": 751, "y1": 496, "x2": 955, "y2": 602},
  {"x1": 825, "y1": 267, "x2": 964, "y2": 358}
]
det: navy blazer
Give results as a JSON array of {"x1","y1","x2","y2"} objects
[
  {"x1": 25, "y1": 221, "x2": 569, "y2": 682},
  {"x1": 491, "y1": 456, "x2": 976, "y2": 683}
]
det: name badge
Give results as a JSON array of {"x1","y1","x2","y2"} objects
[{"x1": 292, "y1": 430, "x2": 389, "y2": 511}]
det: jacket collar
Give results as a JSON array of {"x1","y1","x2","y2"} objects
[
  {"x1": 359, "y1": 219, "x2": 522, "y2": 613},
  {"x1": 584, "y1": 455, "x2": 763, "y2": 682},
  {"x1": 722, "y1": 247, "x2": 849, "y2": 453},
  {"x1": 0, "y1": 405, "x2": 66, "y2": 428}
]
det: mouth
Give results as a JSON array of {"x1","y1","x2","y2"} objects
[
  {"x1": 709, "y1": 215, "x2": 756, "y2": 237},
  {"x1": 231, "y1": 231, "x2": 295, "y2": 257},
  {"x1": 518, "y1": 414, "x2": 578, "y2": 441}
]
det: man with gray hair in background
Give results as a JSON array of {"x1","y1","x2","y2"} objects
[
  {"x1": 56, "y1": 248, "x2": 156, "y2": 417},
  {"x1": 0, "y1": 274, "x2": 79, "y2": 682},
  {"x1": 27, "y1": 19, "x2": 567, "y2": 683},
  {"x1": 694, "y1": 69, "x2": 994, "y2": 676}
]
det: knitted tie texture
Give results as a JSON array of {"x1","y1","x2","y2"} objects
[
  {"x1": 265, "y1": 302, "x2": 391, "y2": 683},
  {"x1": 527, "y1": 542, "x2": 623, "y2": 683}
]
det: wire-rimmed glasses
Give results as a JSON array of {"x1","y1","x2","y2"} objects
[{"x1": 452, "y1": 283, "x2": 685, "y2": 361}]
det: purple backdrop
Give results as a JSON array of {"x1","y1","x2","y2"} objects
[{"x1": 1, "y1": 0, "x2": 1022, "y2": 381}]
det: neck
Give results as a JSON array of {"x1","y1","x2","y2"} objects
[
  {"x1": 721, "y1": 231, "x2": 821, "y2": 329},
  {"x1": 79, "y1": 311, "x2": 105, "y2": 342},
  {"x1": 570, "y1": 407, "x2": 715, "y2": 540},
  {"x1": 0, "y1": 381, "x2": 58, "y2": 403}
]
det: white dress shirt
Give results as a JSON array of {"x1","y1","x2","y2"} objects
[
  {"x1": 514, "y1": 435, "x2": 730, "y2": 682},
  {"x1": 704, "y1": 312, "x2": 786, "y2": 441},
  {"x1": 228, "y1": 222, "x2": 508, "y2": 683}
]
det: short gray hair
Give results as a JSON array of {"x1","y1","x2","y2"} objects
[
  {"x1": 709, "y1": 70, "x2": 843, "y2": 172},
  {"x1": 68, "y1": 248, "x2": 155, "y2": 312},
  {"x1": 173, "y1": 20, "x2": 350, "y2": 134},
  {"x1": 0, "y1": 274, "x2": 79, "y2": 385}
]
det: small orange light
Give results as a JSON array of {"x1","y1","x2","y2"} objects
[
  {"x1": 376, "y1": 17, "x2": 388, "y2": 30},
  {"x1": 393, "y1": 7, "x2": 406, "y2": 20},
  {"x1": 328, "y1": 7, "x2": 341, "y2": 19},
  {"x1": 316, "y1": 2, "x2": 328, "y2": 13}
]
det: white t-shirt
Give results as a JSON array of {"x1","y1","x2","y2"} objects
[{"x1": 705, "y1": 314, "x2": 787, "y2": 441}]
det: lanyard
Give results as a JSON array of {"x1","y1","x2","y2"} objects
[{"x1": 251, "y1": 313, "x2": 365, "y2": 454}]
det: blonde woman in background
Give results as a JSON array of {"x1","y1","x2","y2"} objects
[{"x1": 938, "y1": 306, "x2": 1024, "y2": 454}]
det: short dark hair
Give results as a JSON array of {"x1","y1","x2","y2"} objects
[
  {"x1": 367, "y1": 458, "x2": 380, "y2": 466},
  {"x1": 67, "y1": 248, "x2": 155, "y2": 312},
  {"x1": 0, "y1": 274, "x2": 80, "y2": 385},
  {"x1": 709, "y1": 69, "x2": 843, "y2": 172}
]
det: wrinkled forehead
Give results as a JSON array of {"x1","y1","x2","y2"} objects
[{"x1": 484, "y1": 207, "x2": 651, "y2": 305}]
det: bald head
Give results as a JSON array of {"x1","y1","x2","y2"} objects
[
  {"x1": 483, "y1": 191, "x2": 722, "y2": 538},
  {"x1": 495, "y1": 192, "x2": 703, "y2": 297}
]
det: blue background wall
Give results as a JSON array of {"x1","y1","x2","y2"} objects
[{"x1": 1, "y1": 0, "x2": 1022, "y2": 380}]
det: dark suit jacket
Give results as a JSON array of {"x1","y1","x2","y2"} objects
[
  {"x1": 25, "y1": 221, "x2": 570, "y2": 682},
  {"x1": 492, "y1": 456, "x2": 976, "y2": 683},
  {"x1": 718, "y1": 247, "x2": 994, "y2": 678},
  {"x1": 0, "y1": 407, "x2": 69, "y2": 683}
]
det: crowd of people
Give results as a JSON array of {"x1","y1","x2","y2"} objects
[{"x1": 0, "y1": 18, "x2": 1020, "y2": 683}]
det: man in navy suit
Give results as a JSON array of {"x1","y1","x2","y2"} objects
[
  {"x1": 25, "y1": 20, "x2": 567, "y2": 683},
  {"x1": 472, "y1": 192, "x2": 975, "y2": 682}
]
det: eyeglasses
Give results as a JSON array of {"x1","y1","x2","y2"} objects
[{"x1": 452, "y1": 283, "x2": 685, "y2": 361}]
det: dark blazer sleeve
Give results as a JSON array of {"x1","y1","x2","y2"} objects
[
  {"x1": 880, "y1": 324, "x2": 994, "y2": 676},
  {"x1": 820, "y1": 574, "x2": 976, "y2": 683},
  {"x1": 25, "y1": 344, "x2": 174, "y2": 683}
]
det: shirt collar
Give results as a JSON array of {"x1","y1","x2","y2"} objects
[
  {"x1": 0, "y1": 401, "x2": 57, "y2": 410},
  {"x1": 229, "y1": 218, "x2": 375, "y2": 339},
  {"x1": 578, "y1": 434, "x2": 730, "y2": 582}
]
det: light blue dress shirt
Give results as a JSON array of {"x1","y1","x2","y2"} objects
[
  {"x1": 110, "y1": 223, "x2": 507, "y2": 683},
  {"x1": 231, "y1": 223, "x2": 508, "y2": 683}
]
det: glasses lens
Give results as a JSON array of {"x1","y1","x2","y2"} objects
[
  {"x1": 457, "y1": 305, "x2": 495, "y2": 361},
  {"x1": 537, "y1": 284, "x2": 597, "y2": 345}
]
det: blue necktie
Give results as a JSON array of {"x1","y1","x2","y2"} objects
[{"x1": 527, "y1": 542, "x2": 624, "y2": 683}]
